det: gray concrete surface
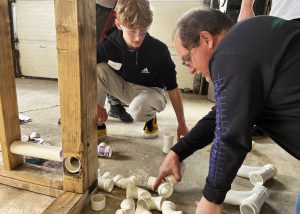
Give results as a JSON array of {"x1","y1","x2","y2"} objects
[{"x1": 0, "y1": 78, "x2": 299, "y2": 214}]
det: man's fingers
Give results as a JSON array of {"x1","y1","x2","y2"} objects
[{"x1": 153, "y1": 174, "x2": 165, "y2": 191}]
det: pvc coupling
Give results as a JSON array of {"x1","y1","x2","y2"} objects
[{"x1": 147, "y1": 176, "x2": 174, "y2": 198}]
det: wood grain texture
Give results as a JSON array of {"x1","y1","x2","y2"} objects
[
  {"x1": 0, "y1": 0, "x2": 23, "y2": 170},
  {"x1": 42, "y1": 187, "x2": 97, "y2": 214},
  {"x1": 0, "y1": 163, "x2": 63, "y2": 189},
  {"x1": 54, "y1": 0, "x2": 98, "y2": 193}
]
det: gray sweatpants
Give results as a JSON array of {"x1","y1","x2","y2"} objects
[{"x1": 96, "y1": 63, "x2": 167, "y2": 122}]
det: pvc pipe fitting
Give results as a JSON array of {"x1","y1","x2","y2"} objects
[
  {"x1": 165, "y1": 175, "x2": 178, "y2": 187},
  {"x1": 29, "y1": 132, "x2": 41, "y2": 139},
  {"x1": 121, "y1": 198, "x2": 135, "y2": 211},
  {"x1": 64, "y1": 156, "x2": 81, "y2": 173},
  {"x1": 113, "y1": 174, "x2": 139, "y2": 189},
  {"x1": 224, "y1": 185, "x2": 269, "y2": 214},
  {"x1": 97, "y1": 143, "x2": 112, "y2": 158},
  {"x1": 126, "y1": 184, "x2": 151, "y2": 200},
  {"x1": 98, "y1": 177, "x2": 114, "y2": 192},
  {"x1": 101, "y1": 171, "x2": 114, "y2": 179},
  {"x1": 115, "y1": 198, "x2": 135, "y2": 214},
  {"x1": 91, "y1": 193, "x2": 106, "y2": 211},
  {"x1": 147, "y1": 176, "x2": 174, "y2": 198},
  {"x1": 237, "y1": 164, "x2": 277, "y2": 185},
  {"x1": 249, "y1": 164, "x2": 277, "y2": 185},
  {"x1": 161, "y1": 201, "x2": 183, "y2": 214},
  {"x1": 135, "y1": 205, "x2": 152, "y2": 214},
  {"x1": 137, "y1": 196, "x2": 165, "y2": 211}
]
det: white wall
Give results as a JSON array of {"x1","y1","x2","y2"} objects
[
  {"x1": 149, "y1": 1, "x2": 203, "y2": 89},
  {"x1": 16, "y1": 0, "x2": 58, "y2": 78},
  {"x1": 15, "y1": 0, "x2": 203, "y2": 88}
]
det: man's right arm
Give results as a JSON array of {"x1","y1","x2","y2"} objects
[
  {"x1": 171, "y1": 107, "x2": 216, "y2": 162},
  {"x1": 238, "y1": 0, "x2": 255, "y2": 21}
]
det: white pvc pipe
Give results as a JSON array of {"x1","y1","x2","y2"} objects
[
  {"x1": 147, "y1": 176, "x2": 174, "y2": 198},
  {"x1": 113, "y1": 174, "x2": 139, "y2": 189},
  {"x1": 10, "y1": 141, "x2": 62, "y2": 162},
  {"x1": 224, "y1": 185, "x2": 269, "y2": 214},
  {"x1": 237, "y1": 164, "x2": 277, "y2": 185},
  {"x1": 161, "y1": 201, "x2": 183, "y2": 214},
  {"x1": 137, "y1": 196, "x2": 165, "y2": 212},
  {"x1": 64, "y1": 156, "x2": 81, "y2": 173},
  {"x1": 126, "y1": 184, "x2": 151, "y2": 200}
]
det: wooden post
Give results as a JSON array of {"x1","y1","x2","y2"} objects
[
  {"x1": 0, "y1": 0, "x2": 23, "y2": 170},
  {"x1": 54, "y1": 0, "x2": 98, "y2": 193}
]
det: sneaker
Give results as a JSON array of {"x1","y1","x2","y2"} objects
[
  {"x1": 251, "y1": 126, "x2": 267, "y2": 139},
  {"x1": 143, "y1": 117, "x2": 159, "y2": 139},
  {"x1": 97, "y1": 123, "x2": 107, "y2": 141},
  {"x1": 108, "y1": 104, "x2": 133, "y2": 123}
]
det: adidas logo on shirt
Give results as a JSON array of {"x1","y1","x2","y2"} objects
[{"x1": 141, "y1": 68, "x2": 150, "y2": 74}]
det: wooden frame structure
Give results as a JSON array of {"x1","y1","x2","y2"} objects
[{"x1": 0, "y1": 0, "x2": 98, "y2": 213}]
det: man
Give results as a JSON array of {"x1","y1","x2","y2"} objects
[
  {"x1": 96, "y1": 0, "x2": 134, "y2": 124},
  {"x1": 153, "y1": 9, "x2": 300, "y2": 213},
  {"x1": 96, "y1": 0, "x2": 188, "y2": 139}
]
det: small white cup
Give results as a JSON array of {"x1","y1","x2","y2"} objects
[
  {"x1": 91, "y1": 193, "x2": 106, "y2": 211},
  {"x1": 163, "y1": 133, "x2": 174, "y2": 153}
]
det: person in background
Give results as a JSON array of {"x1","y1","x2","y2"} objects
[
  {"x1": 154, "y1": 9, "x2": 300, "y2": 213},
  {"x1": 238, "y1": 0, "x2": 300, "y2": 22},
  {"x1": 96, "y1": 0, "x2": 134, "y2": 124},
  {"x1": 96, "y1": 0, "x2": 188, "y2": 139}
]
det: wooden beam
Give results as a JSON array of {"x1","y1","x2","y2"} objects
[
  {"x1": 0, "y1": 163, "x2": 63, "y2": 190},
  {"x1": 42, "y1": 186, "x2": 97, "y2": 214},
  {"x1": 0, "y1": 0, "x2": 23, "y2": 169},
  {"x1": 54, "y1": 0, "x2": 98, "y2": 193},
  {"x1": 0, "y1": 173, "x2": 63, "y2": 197}
]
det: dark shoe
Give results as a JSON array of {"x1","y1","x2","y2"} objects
[
  {"x1": 108, "y1": 104, "x2": 133, "y2": 123},
  {"x1": 251, "y1": 126, "x2": 267, "y2": 139},
  {"x1": 97, "y1": 123, "x2": 107, "y2": 141},
  {"x1": 143, "y1": 117, "x2": 159, "y2": 139}
]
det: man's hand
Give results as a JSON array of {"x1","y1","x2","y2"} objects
[
  {"x1": 153, "y1": 150, "x2": 182, "y2": 190},
  {"x1": 196, "y1": 196, "x2": 223, "y2": 214},
  {"x1": 177, "y1": 123, "x2": 188, "y2": 141},
  {"x1": 97, "y1": 105, "x2": 108, "y2": 123}
]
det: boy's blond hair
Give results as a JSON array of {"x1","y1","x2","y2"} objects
[{"x1": 115, "y1": 0, "x2": 153, "y2": 28}]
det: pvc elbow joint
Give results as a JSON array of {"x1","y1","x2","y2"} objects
[
  {"x1": 147, "y1": 176, "x2": 174, "y2": 198},
  {"x1": 126, "y1": 184, "x2": 151, "y2": 200},
  {"x1": 224, "y1": 185, "x2": 269, "y2": 214},
  {"x1": 113, "y1": 174, "x2": 139, "y2": 189},
  {"x1": 161, "y1": 201, "x2": 183, "y2": 214},
  {"x1": 115, "y1": 198, "x2": 135, "y2": 214},
  {"x1": 137, "y1": 196, "x2": 165, "y2": 211},
  {"x1": 237, "y1": 164, "x2": 277, "y2": 185}
]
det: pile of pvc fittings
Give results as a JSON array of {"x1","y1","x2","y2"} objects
[{"x1": 94, "y1": 170, "x2": 183, "y2": 213}]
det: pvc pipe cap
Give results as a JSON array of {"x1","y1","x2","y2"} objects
[{"x1": 91, "y1": 194, "x2": 106, "y2": 211}]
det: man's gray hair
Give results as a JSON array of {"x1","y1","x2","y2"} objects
[{"x1": 174, "y1": 9, "x2": 234, "y2": 49}]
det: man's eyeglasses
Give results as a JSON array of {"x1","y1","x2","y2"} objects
[
  {"x1": 121, "y1": 25, "x2": 149, "y2": 38},
  {"x1": 182, "y1": 41, "x2": 197, "y2": 67}
]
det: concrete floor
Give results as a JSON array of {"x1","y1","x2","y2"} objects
[{"x1": 0, "y1": 78, "x2": 299, "y2": 214}]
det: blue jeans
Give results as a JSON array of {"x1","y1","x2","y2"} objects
[{"x1": 296, "y1": 193, "x2": 300, "y2": 214}]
